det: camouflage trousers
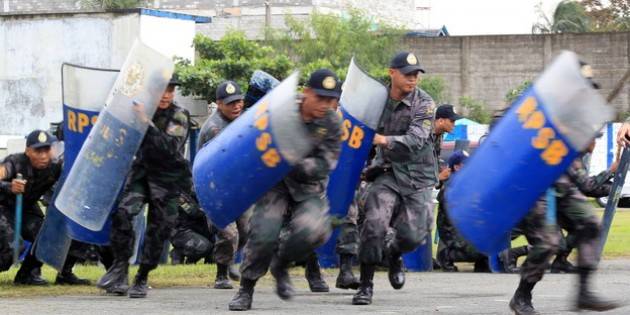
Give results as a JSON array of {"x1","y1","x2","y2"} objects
[
  {"x1": 518, "y1": 199, "x2": 561, "y2": 283},
  {"x1": 0, "y1": 206, "x2": 44, "y2": 272},
  {"x1": 110, "y1": 176, "x2": 179, "y2": 267},
  {"x1": 170, "y1": 224, "x2": 213, "y2": 263},
  {"x1": 556, "y1": 197, "x2": 601, "y2": 269},
  {"x1": 240, "y1": 185, "x2": 332, "y2": 281},
  {"x1": 335, "y1": 182, "x2": 370, "y2": 257},
  {"x1": 359, "y1": 174, "x2": 433, "y2": 265},
  {"x1": 519, "y1": 196, "x2": 601, "y2": 283},
  {"x1": 213, "y1": 210, "x2": 250, "y2": 266},
  {"x1": 335, "y1": 201, "x2": 360, "y2": 256},
  {"x1": 170, "y1": 192, "x2": 214, "y2": 263}
]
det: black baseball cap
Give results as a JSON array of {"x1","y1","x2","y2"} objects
[
  {"x1": 436, "y1": 104, "x2": 462, "y2": 121},
  {"x1": 216, "y1": 80, "x2": 244, "y2": 104},
  {"x1": 390, "y1": 51, "x2": 425, "y2": 74},
  {"x1": 168, "y1": 73, "x2": 181, "y2": 86},
  {"x1": 306, "y1": 68, "x2": 342, "y2": 98},
  {"x1": 26, "y1": 130, "x2": 55, "y2": 149}
]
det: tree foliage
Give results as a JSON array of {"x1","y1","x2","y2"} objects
[
  {"x1": 581, "y1": 0, "x2": 630, "y2": 31},
  {"x1": 265, "y1": 9, "x2": 405, "y2": 83},
  {"x1": 176, "y1": 31, "x2": 293, "y2": 101},
  {"x1": 533, "y1": 0, "x2": 592, "y2": 33},
  {"x1": 80, "y1": 0, "x2": 141, "y2": 9},
  {"x1": 504, "y1": 80, "x2": 532, "y2": 104},
  {"x1": 459, "y1": 96, "x2": 491, "y2": 124}
]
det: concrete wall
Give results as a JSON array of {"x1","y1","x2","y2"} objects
[
  {"x1": 403, "y1": 32, "x2": 630, "y2": 114},
  {"x1": 0, "y1": 11, "x2": 197, "y2": 136}
]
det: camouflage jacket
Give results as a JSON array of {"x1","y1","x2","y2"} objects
[
  {"x1": 0, "y1": 153, "x2": 61, "y2": 214},
  {"x1": 133, "y1": 102, "x2": 191, "y2": 185},
  {"x1": 554, "y1": 155, "x2": 613, "y2": 200},
  {"x1": 283, "y1": 108, "x2": 342, "y2": 202},
  {"x1": 371, "y1": 87, "x2": 437, "y2": 194},
  {"x1": 197, "y1": 110, "x2": 231, "y2": 148}
]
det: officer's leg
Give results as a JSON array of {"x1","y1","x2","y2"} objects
[
  {"x1": 56, "y1": 240, "x2": 91, "y2": 285},
  {"x1": 170, "y1": 227, "x2": 212, "y2": 263},
  {"x1": 277, "y1": 196, "x2": 332, "y2": 294},
  {"x1": 551, "y1": 230, "x2": 577, "y2": 273},
  {"x1": 229, "y1": 187, "x2": 288, "y2": 311},
  {"x1": 128, "y1": 183, "x2": 179, "y2": 298},
  {"x1": 97, "y1": 177, "x2": 148, "y2": 294},
  {"x1": 354, "y1": 177, "x2": 398, "y2": 305},
  {"x1": 557, "y1": 198, "x2": 618, "y2": 311},
  {"x1": 0, "y1": 212, "x2": 14, "y2": 272},
  {"x1": 228, "y1": 210, "x2": 252, "y2": 281},
  {"x1": 387, "y1": 188, "x2": 432, "y2": 289},
  {"x1": 510, "y1": 200, "x2": 561, "y2": 314},
  {"x1": 213, "y1": 222, "x2": 239, "y2": 289},
  {"x1": 335, "y1": 200, "x2": 360, "y2": 289},
  {"x1": 15, "y1": 211, "x2": 47, "y2": 285}
]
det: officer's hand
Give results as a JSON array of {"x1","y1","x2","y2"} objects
[
  {"x1": 616, "y1": 122, "x2": 630, "y2": 147},
  {"x1": 132, "y1": 101, "x2": 150, "y2": 124},
  {"x1": 10, "y1": 179, "x2": 26, "y2": 194},
  {"x1": 610, "y1": 160, "x2": 620, "y2": 173},
  {"x1": 439, "y1": 168, "x2": 451, "y2": 181},
  {"x1": 373, "y1": 134, "x2": 388, "y2": 146}
]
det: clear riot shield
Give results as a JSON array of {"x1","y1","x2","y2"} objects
[
  {"x1": 193, "y1": 72, "x2": 313, "y2": 229},
  {"x1": 55, "y1": 40, "x2": 174, "y2": 231},
  {"x1": 35, "y1": 64, "x2": 119, "y2": 270},
  {"x1": 316, "y1": 58, "x2": 388, "y2": 267},
  {"x1": 446, "y1": 51, "x2": 613, "y2": 255}
]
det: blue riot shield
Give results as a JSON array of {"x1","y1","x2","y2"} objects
[
  {"x1": 316, "y1": 58, "x2": 388, "y2": 267},
  {"x1": 446, "y1": 51, "x2": 613, "y2": 255},
  {"x1": 193, "y1": 72, "x2": 312, "y2": 229},
  {"x1": 35, "y1": 64, "x2": 119, "y2": 270},
  {"x1": 55, "y1": 40, "x2": 174, "y2": 231},
  {"x1": 244, "y1": 70, "x2": 280, "y2": 107}
]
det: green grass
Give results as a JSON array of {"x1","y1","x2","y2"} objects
[{"x1": 2, "y1": 210, "x2": 629, "y2": 298}]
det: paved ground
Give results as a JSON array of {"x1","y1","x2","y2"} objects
[{"x1": 2, "y1": 260, "x2": 630, "y2": 314}]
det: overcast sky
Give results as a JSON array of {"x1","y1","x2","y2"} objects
[{"x1": 424, "y1": 0, "x2": 566, "y2": 35}]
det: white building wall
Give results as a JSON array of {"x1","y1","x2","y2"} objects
[{"x1": 0, "y1": 11, "x2": 198, "y2": 136}]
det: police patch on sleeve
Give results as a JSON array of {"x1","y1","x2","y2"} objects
[{"x1": 422, "y1": 119, "x2": 432, "y2": 129}]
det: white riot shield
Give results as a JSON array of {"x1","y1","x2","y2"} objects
[{"x1": 55, "y1": 40, "x2": 174, "y2": 231}]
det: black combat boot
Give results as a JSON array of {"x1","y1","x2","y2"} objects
[
  {"x1": 56, "y1": 255, "x2": 90, "y2": 285},
  {"x1": 575, "y1": 267, "x2": 619, "y2": 311},
  {"x1": 214, "y1": 263, "x2": 234, "y2": 289},
  {"x1": 509, "y1": 279, "x2": 539, "y2": 315},
  {"x1": 336, "y1": 254, "x2": 359, "y2": 290},
  {"x1": 550, "y1": 255, "x2": 577, "y2": 274},
  {"x1": 228, "y1": 264, "x2": 241, "y2": 281},
  {"x1": 128, "y1": 264, "x2": 153, "y2": 298},
  {"x1": 270, "y1": 256, "x2": 294, "y2": 300},
  {"x1": 305, "y1": 255, "x2": 329, "y2": 292},
  {"x1": 96, "y1": 259, "x2": 129, "y2": 295},
  {"x1": 229, "y1": 278, "x2": 256, "y2": 311},
  {"x1": 437, "y1": 249, "x2": 458, "y2": 272},
  {"x1": 388, "y1": 253, "x2": 405, "y2": 289},
  {"x1": 352, "y1": 264, "x2": 375, "y2": 305},
  {"x1": 14, "y1": 255, "x2": 48, "y2": 286}
]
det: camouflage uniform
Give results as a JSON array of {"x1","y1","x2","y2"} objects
[
  {"x1": 110, "y1": 103, "x2": 190, "y2": 269},
  {"x1": 435, "y1": 182, "x2": 485, "y2": 267},
  {"x1": 169, "y1": 182, "x2": 214, "y2": 263},
  {"x1": 359, "y1": 88, "x2": 436, "y2": 265},
  {"x1": 0, "y1": 153, "x2": 61, "y2": 273},
  {"x1": 198, "y1": 110, "x2": 250, "y2": 266},
  {"x1": 240, "y1": 108, "x2": 342, "y2": 281}
]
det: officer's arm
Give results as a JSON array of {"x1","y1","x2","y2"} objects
[
  {"x1": 290, "y1": 118, "x2": 343, "y2": 182},
  {"x1": 567, "y1": 160, "x2": 614, "y2": 197},
  {"x1": 0, "y1": 158, "x2": 16, "y2": 194},
  {"x1": 381, "y1": 100, "x2": 434, "y2": 162},
  {"x1": 145, "y1": 110, "x2": 190, "y2": 154}
]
